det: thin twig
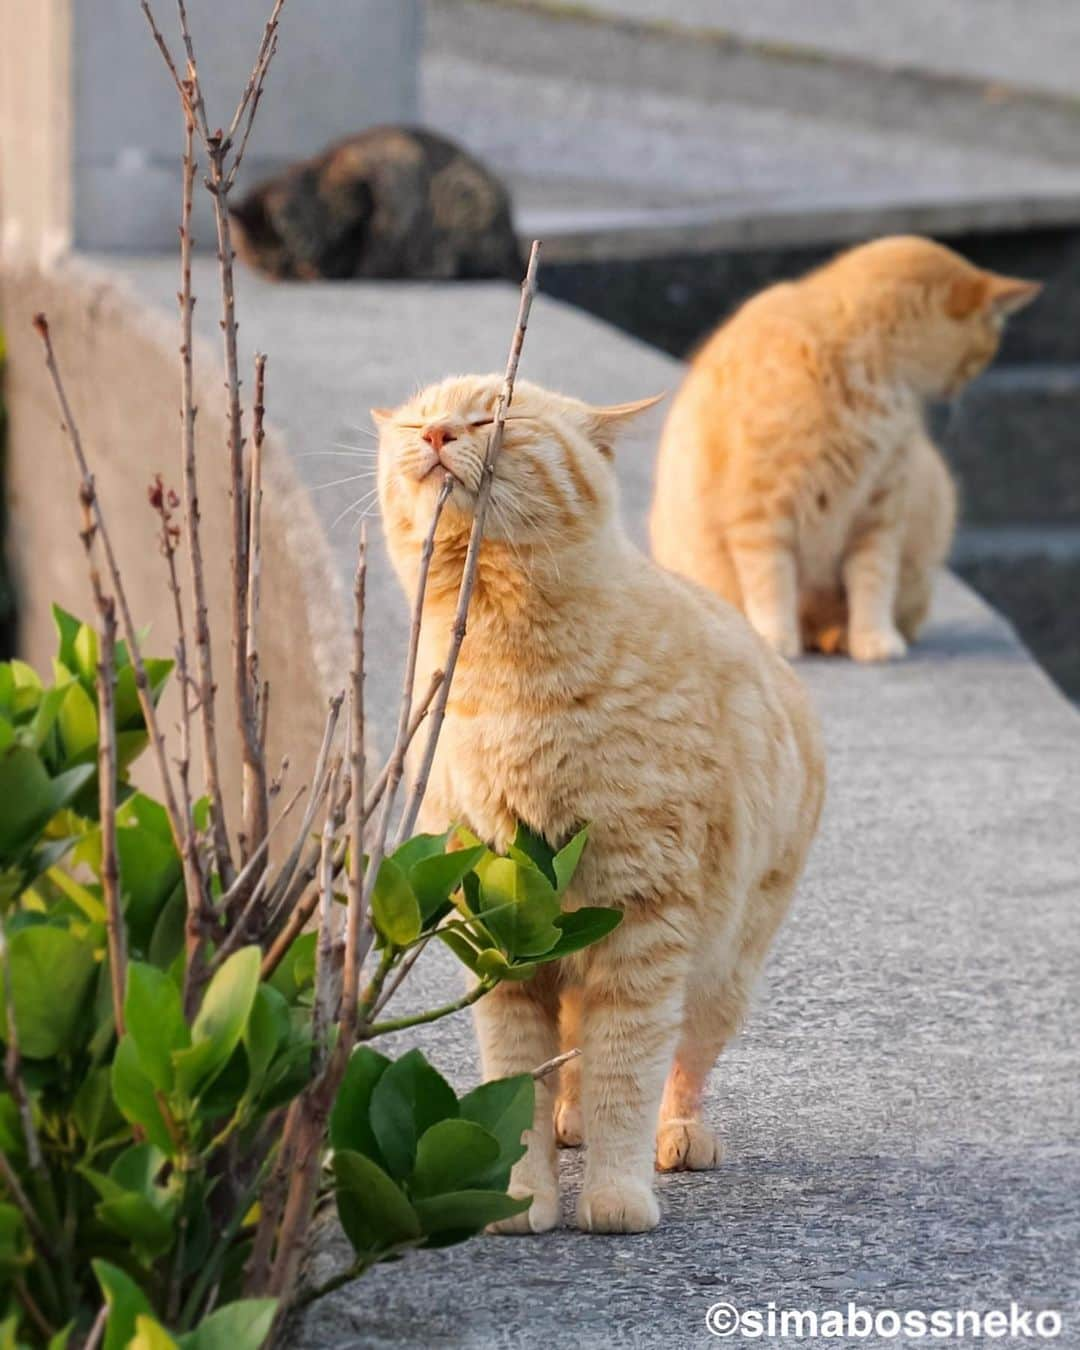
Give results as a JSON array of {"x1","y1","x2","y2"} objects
[
  {"x1": 224, "y1": 0, "x2": 288, "y2": 185},
  {"x1": 0, "y1": 1151, "x2": 55, "y2": 1261},
  {"x1": 396, "y1": 241, "x2": 542, "y2": 840},
  {"x1": 95, "y1": 593, "x2": 126, "y2": 1037},
  {"x1": 339, "y1": 536, "x2": 367, "y2": 1046},
  {"x1": 176, "y1": 95, "x2": 235, "y2": 894},
  {"x1": 241, "y1": 352, "x2": 270, "y2": 864},
  {"x1": 362, "y1": 668, "x2": 444, "y2": 827},
  {"x1": 383, "y1": 476, "x2": 453, "y2": 850},
  {"x1": 83, "y1": 1303, "x2": 108, "y2": 1350},
  {"x1": 312, "y1": 759, "x2": 344, "y2": 1071},
  {"x1": 32, "y1": 315, "x2": 188, "y2": 865},
  {"x1": 531, "y1": 1048, "x2": 581, "y2": 1081}
]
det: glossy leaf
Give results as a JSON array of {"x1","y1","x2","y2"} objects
[
  {"x1": 458, "y1": 1074, "x2": 534, "y2": 1186},
  {"x1": 413, "y1": 1189, "x2": 531, "y2": 1236},
  {"x1": 329, "y1": 1046, "x2": 391, "y2": 1166},
  {"x1": 368, "y1": 1049, "x2": 457, "y2": 1181},
  {"x1": 533, "y1": 907, "x2": 623, "y2": 962},
  {"x1": 124, "y1": 963, "x2": 189, "y2": 1091},
  {"x1": 371, "y1": 857, "x2": 421, "y2": 946},
  {"x1": 411, "y1": 1119, "x2": 500, "y2": 1197},
  {"x1": 410, "y1": 845, "x2": 486, "y2": 922},
  {"x1": 111, "y1": 1036, "x2": 176, "y2": 1154},
  {"x1": 333, "y1": 1149, "x2": 421, "y2": 1258},
  {"x1": 174, "y1": 947, "x2": 261, "y2": 1097},
  {"x1": 553, "y1": 826, "x2": 589, "y2": 897},
  {"x1": 0, "y1": 923, "x2": 97, "y2": 1058},
  {"x1": 476, "y1": 856, "x2": 562, "y2": 958},
  {"x1": 93, "y1": 1259, "x2": 154, "y2": 1350},
  {"x1": 176, "y1": 1299, "x2": 277, "y2": 1350}
]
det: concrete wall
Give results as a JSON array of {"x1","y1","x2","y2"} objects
[
  {"x1": 0, "y1": 0, "x2": 422, "y2": 255},
  {"x1": 0, "y1": 257, "x2": 347, "y2": 819}
]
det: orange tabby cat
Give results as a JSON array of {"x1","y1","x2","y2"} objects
[
  {"x1": 377, "y1": 376, "x2": 825, "y2": 1234},
  {"x1": 650, "y1": 236, "x2": 1040, "y2": 661}
]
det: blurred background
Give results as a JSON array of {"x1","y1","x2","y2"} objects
[{"x1": 2, "y1": 0, "x2": 1078, "y2": 694}]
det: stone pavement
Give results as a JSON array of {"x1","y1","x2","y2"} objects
[{"x1": 97, "y1": 259, "x2": 1080, "y2": 1348}]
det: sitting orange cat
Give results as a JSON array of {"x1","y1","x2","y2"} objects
[
  {"x1": 650, "y1": 236, "x2": 1040, "y2": 661},
  {"x1": 377, "y1": 377, "x2": 824, "y2": 1233}
]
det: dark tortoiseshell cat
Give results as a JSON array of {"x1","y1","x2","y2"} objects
[{"x1": 230, "y1": 126, "x2": 522, "y2": 281}]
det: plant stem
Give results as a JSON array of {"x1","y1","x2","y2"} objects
[{"x1": 362, "y1": 982, "x2": 492, "y2": 1040}]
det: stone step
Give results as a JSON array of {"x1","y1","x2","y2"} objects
[
  {"x1": 935, "y1": 364, "x2": 1080, "y2": 525},
  {"x1": 424, "y1": 0, "x2": 1080, "y2": 268}
]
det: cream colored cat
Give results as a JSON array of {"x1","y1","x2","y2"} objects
[
  {"x1": 650, "y1": 236, "x2": 1040, "y2": 661},
  {"x1": 376, "y1": 376, "x2": 825, "y2": 1234}
]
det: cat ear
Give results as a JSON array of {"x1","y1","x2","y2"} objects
[
  {"x1": 984, "y1": 274, "x2": 1042, "y2": 319},
  {"x1": 585, "y1": 393, "x2": 666, "y2": 455}
]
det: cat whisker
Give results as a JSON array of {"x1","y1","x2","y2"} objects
[
  {"x1": 329, "y1": 486, "x2": 381, "y2": 532},
  {"x1": 310, "y1": 471, "x2": 378, "y2": 491}
]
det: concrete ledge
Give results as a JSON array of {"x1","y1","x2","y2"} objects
[{"x1": 2, "y1": 259, "x2": 1077, "y2": 1345}]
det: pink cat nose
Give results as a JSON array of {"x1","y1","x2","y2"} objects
[{"x1": 421, "y1": 423, "x2": 457, "y2": 454}]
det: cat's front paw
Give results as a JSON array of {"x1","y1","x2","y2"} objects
[
  {"x1": 487, "y1": 1182, "x2": 561, "y2": 1235},
  {"x1": 656, "y1": 1119, "x2": 723, "y2": 1172},
  {"x1": 849, "y1": 626, "x2": 908, "y2": 663},
  {"x1": 554, "y1": 1098, "x2": 584, "y2": 1148},
  {"x1": 577, "y1": 1180, "x2": 660, "y2": 1233}
]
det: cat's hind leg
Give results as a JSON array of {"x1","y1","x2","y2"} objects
[
  {"x1": 655, "y1": 979, "x2": 745, "y2": 1172},
  {"x1": 554, "y1": 985, "x2": 584, "y2": 1148},
  {"x1": 474, "y1": 968, "x2": 562, "y2": 1234}
]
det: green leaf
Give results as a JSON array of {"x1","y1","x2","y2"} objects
[
  {"x1": 390, "y1": 832, "x2": 450, "y2": 874},
  {"x1": 0, "y1": 924, "x2": 97, "y2": 1058},
  {"x1": 131, "y1": 1316, "x2": 180, "y2": 1350},
  {"x1": 243, "y1": 984, "x2": 289, "y2": 1097},
  {"x1": 0, "y1": 747, "x2": 93, "y2": 863},
  {"x1": 25, "y1": 671, "x2": 75, "y2": 751},
  {"x1": 9, "y1": 660, "x2": 42, "y2": 717},
  {"x1": 371, "y1": 857, "x2": 422, "y2": 946},
  {"x1": 96, "y1": 1191, "x2": 175, "y2": 1261},
  {"x1": 47, "y1": 1326, "x2": 75, "y2": 1350},
  {"x1": 73, "y1": 1066, "x2": 125, "y2": 1148},
  {"x1": 409, "y1": 845, "x2": 486, "y2": 923},
  {"x1": 411, "y1": 1119, "x2": 500, "y2": 1197},
  {"x1": 368, "y1": 1049, "x2": 457, "y2": 1181},
  {"x1": 534, "y1": 907, "x2": 623, "y2": 962},
  {"x1": 52, "y1": 604, "x2": 81, "y2": 672},
  {"x1": 266, "y1": 931, "x2": 317, "y2": 1003},
  {"x1": 332, "y1": 1150, "x2": 421, "y2": 1258},
  {"x1": 174, "y1": 947, "x2": 261, "y2": 1097},
  {"x1": 553, "y1": 826, "x2": 589, "y2": 897},
  {"x1": 329, "y1": 1047, "x2": 391, "y2": 1166},
  {"x1": 73, "y1": 622, "x2": 99, "y2": 685},
  {"x1": 176, "y1": 1299, "x2": 277, "y2": 1350},
  {"x1": 116, "y1": 796, "x2": 182, "y2": 951},
  {"x1": 93, "y1": 1259, "x2": 154, "y2": 1350},
  {"x1": 476, "y1": 856, "x2": 562, "y2": 958},
  {"x1": 125, "y1": 963, "x2": 189, "y2": 1091},
  {"x1": 436, "y1": 929, "x2": 483, "y2": 974},
  {"x1": 56, "y1": 679, "x2": 98, "y2": 759},
  {"x1": 508, "y1": 822, "x2": 557, "y2": 887},
  {"x1": 458, "y1": 1074, "x2": 534, "y2": 1186},
  {"x1": 413, "y1": 1189, "x2": 531, "y2": 1237},
  {"x1": 0, "y1": 1203, "x2": 29, "y2": 1275},
  {"x1": 111, "y1": 1036, "x2": 176, "y2": 1154}
]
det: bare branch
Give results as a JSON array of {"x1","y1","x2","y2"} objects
[
  {"x1": 361, "y1": 667, "x2": 444, "y2": 827},
  {"x1": 95, "y1": 592, "x2": 126, "y2": 1037},
  {"x1": 0, "y1": 935, "x2": 44, "y2": 1177},
  {"x1": 339, "y1": 536, "x2": 366, "y2": 1048},
  {"x1": 532, "y1": 1047, "x2": 581, "y2": 1081},
  {"x1": 31, "y1": 315, "x2": 189, "y2": 862},
  {"x1": 312, "y1": 758, "x2": 344, "y2": 1070},
  {"x1": 396, "y1": 241, "x2": 542, "y2": 840},
  {"x1": 176, "y1": 93, "x2": 235, "y2": 893},
  {"x1": 241, "y1": 351, "x2": 270, "y2": 863},
  {"x1": 224, "y1": 0, "x2": 288, "y2": 185}
]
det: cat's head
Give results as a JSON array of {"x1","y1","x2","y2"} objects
[
  {"x1": 835, "y1": 236, "x2": 1042, "y2": 397},
  {"x1": 376, "y1": 375, "x2": 661, "y2": 559}
]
